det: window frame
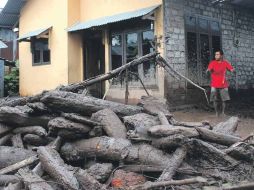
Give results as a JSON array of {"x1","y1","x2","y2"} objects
[{"x1": 31, "y1": 37, "x2": 50, "y2": 66}]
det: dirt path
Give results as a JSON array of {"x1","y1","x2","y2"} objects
[{"x1": 173, "y1": 109, "x2": 254, "y2": 138}]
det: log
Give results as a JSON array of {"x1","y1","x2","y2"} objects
[
  {"x1": 0, "y1": 146, "x2": 37, "y2": 169},
  {"x1": 0, "y1": 97, "x2": 28, "y2": 107},
  {"x1": 130, "y1": 177, "x2": 207, "y2": 190},
  {"x1": 148, "y1": 125, "x2": 199, "y2": 138},
  {"x1": 0, "y1": 134, "x2": 12, "y2": 146},
  {"x1": 189, "y1": 139, "x2": 239, "y2": 167},
  {"x1": 224, "y1": 142, "x2": 254, "y2": 161},
  {"x1": 37, "y1": 146, "x2": 79, "y2": 190},
  {"x1": 213, "y1": 116, "x2": 239, "y2": 135},
  {"x1": 195, "y1": 127, "x2": 242, "y2": 146},
  {"x1": 0, "y1": 175, "x2": 20, "y2": 186},
  {"x1": 123, "y1": 113, "x2": 160, "y2": 138},
  {"x1": 26, "y1": 102, "x2": 51, "y2": 115},
  {"x1": 0, "y1": 106, "x2": 51, "y2": 127},
  {"x1": 11, "y1": 134, "x2": 24, "y2": 148},
  {"x1": 223, "y1": 182, "x2": 254, "y2": 190},
  {"x1": 86, "y1": 163, "x2": 113, "y2": 183},
  {"x1": 91, "y1": 109, "x2": 127, "y2": 138},
  {"x1": 88, "y1": 125, "x2": 103, "y2": 137},
  {"x1": 157, "y1": 112, "x2": 170, "y2": 125},
  {"x1": 61, "y1": 112, "x2": 101, "y2": 126},
  {"x1": 152, "y1": 134, "x2": 188, "y2": 150},
  {"x1": 60, "y1": 136, "x2": 173, "y2": 166},
  {"x1": 0, "y1": 124, "x2": 12, "y2": 137},
  {"x1": 157, "y1": 146, "x2": 187, "y2": 181},
  {"x1": 169, "y1": 117, "x2": 210, "y2": 128},
  {"x1": 23, "y1": 134, "x2": 52, "y2": 146},
  {"x1": 3, "y1": 182, "x2": 22, "y2": 190},
  {"x1": 41, "y1": 90, "x2": 143, "y2": 117},
  {"x1": 12, "y1": 126, "x2": 47, "y2": 137},
  {"x1": 48, "y1": 117, "x2": 91, "y2": 138},
  {"x1": 18, "y1": 168, "x2": 54, "y2": 190},
  {"x1": 0, "y1": 156, "x2": 38, "y2": 175},
  {"x1": 74, "y1": 168, "x2": 107, "y2": 190},
  {"x1": 59, "y1": 52, "x2": 157, "y2": 92}
]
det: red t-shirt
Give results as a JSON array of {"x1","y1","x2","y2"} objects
[{"x1": 208, "y1": 60, "x2": 234, "y2": 88}]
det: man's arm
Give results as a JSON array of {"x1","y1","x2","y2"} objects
[{"x1": 224, "y1": 60, "x2": 234, "y2": 72}]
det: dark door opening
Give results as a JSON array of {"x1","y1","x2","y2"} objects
[{"x1": 83, "y1": 31, "x2": 105, "y2": 98}]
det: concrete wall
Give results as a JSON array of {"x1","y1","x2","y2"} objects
[{"x1": 163, "y1": 0, "x2": 254, "y2": 105}]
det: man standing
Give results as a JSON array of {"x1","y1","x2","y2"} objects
[{"x1": 207, "y1": 50, "x2": 234, "y2": 117}]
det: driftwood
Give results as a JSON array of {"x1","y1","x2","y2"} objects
[
  {"x1": 0, "y1": 134, "x2": 12, "y2": 146},
  {"x1": 11, "y1": 134, "x2": 24, "y2": 148},
  {"x1": 0, "y1": 175, "x2": 21, "y2": 186},
  {"x1": 60, "y1": 136, "x2": 173, "y2": 166},
  {"x1": 86, "y1": 163, "x2": 113, "y2": 183},
  {"x1": 148, "y1": 125, "x2": 199, "y2": 138},
  {"x1": 0, "y1": 106, "x2": 51, "y2": 127},
  {"x1": 224, "y1": 142, "x2": 254, "y2": 161},
  {"x1": 223, "y1": 182, "x2": 254, "y2": 190},
  {"x1": 195, "y1": 127, "x2": 242, "y2": 146},
  {"x1": 18, "y1": 168, "x2": 54, "y2": 190},
  {"x1": 59, "y1": 52, "x2": 157, "y2": 92},
  {"x1": 60, "y1": 112, "x2": 101, "y2": 126},
  {"x1": 158, "y1": 146, "x2": 187, "y2": 181},
  {"x1": 130, "y1": 177, "x2": 207, "y2": 190},
  {"x1": 37, "y1": 146, "x2": 79, "y2": 190},
  {"x1": 157, "y1": 112, "x2": 170, "y2": 125},
  {"x1": 26, "y1": 102, "x2": 50, "y2": 115},
  {"x1": 91, "y1": 109, "x2": 127, "y2": 138},
  {"x1": 213, "y1": 116, "x2": 239, "y2": 135},
  {"x1": 0, "y1": 146, "x2": 36, "y2": 169},
  {"x1": 41, "y1": 90, "x2": 143, "y2": 117},
  {"x1": 152, "y1": 134, "x2": 188, "y2": 150},
  {"x1": 48, "y1": 117, "x2": 91, "y2": 138},
  {"x1": 12, "y1": 126, "x2": 47, "y2": 137},
  {"x1": 0, "y1": 156, "x2": 38, "y2": 175},
  {"x1": 23, "y1": 134, "x2": 52, "y2": 146},
  {"x1": 3, "y1": 182, "x2": 22, "y2": 190},
  {"x1": 0, "y1": 97, "x2": 28, "y2": 107},
  {"x1": 169, "y1": 117, "x2": 210, "y2": 128}
]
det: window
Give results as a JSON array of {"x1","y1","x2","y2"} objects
[
  {"x1": 185, "y1": 15, "x2": 221, "y2": 86},
  {"x1": 111, "y1": 28, "x2": 156, "y2": 86},
  {"x1": 31, "y1": 38, "x2": 50, "y2": 65}
]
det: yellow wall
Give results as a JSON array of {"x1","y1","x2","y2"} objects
[{"x1": 19, "y1": 0, "x2": 69, "y2": 96}]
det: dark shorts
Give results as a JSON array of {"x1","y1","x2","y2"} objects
[{"x1": 210, "y1": 87, "x2": 230, "y2": 102}]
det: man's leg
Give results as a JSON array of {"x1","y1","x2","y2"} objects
[
  {"x1": 220, "y1": 88, "x2": 230, "y2": 117},
  {"x1": 213, "y1": 101, "x2": 219, "y2": 117},
  {"x1": 222, "y1": 101, "x2": 226, "y2": 116},
  {"x1": 210, "y1": 87, "x2": 219, "y2": 117}
]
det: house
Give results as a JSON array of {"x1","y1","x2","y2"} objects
[
  {"x1": 3, "y1": 0, "x2": 254, "y2": 105},
  {"x1": 14, "y1": 0, "x2": 163, "y2": 104}
]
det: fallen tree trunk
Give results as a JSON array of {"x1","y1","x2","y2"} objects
[
  {"x1": 37, "y1": 146, "x2": 79, "y2": 190},
  {"x1": 12, "y1": 126, "x2": 47, "y2": 137},
  {"x1": 224, "y1": 142, "x2": 254, "y2": 161},
  {"x1": 157, "y1": 112, "x2": 170, "y2": 125},
  {"x1": 23, "y1": 134, "x2": 53, "y2": 146},
  {"x1": 41, "y1": 90, "x2": 143, "y2": 117},
  {"x1": 213, "y1": 116, "x2": 239, "y2": 135},
  {"x1": 11, "y1": 134, "x2": 24, "y2": 148},
  {"x1": 157, "y1": 146, "x2": 187, "y2": 181},
  {"x1": 152, "y1": 134, "x2": 188, "y2": 150},
  {"x1": 130, "y1": 177, "x2": 207, "y2": 190},
  {"x1": 148, "y1": 125, "x2": 199, "y2": 138},
  {"x1": 223, "y1": 182, "x2": 254, "y2": 190},
  {"x1": 18, "y1": 168, "x2": 54, "y2": 190},
  {"x1": 48, "y1": 117, "x2": 91, "y2": 138},
  {"x1": 26, "y1": 102, "x2": 51, "y2": 115},
  {"x1": 169, "y1": 117, "x2": 210, "y2": 128},
  {"x1": 0, "y1": 106, "x2": 51, "y2": 127},
  {"x1": 195, "y1": 127, "x2": 242, "y2": 146},
  {"x1": 61, "y1": 112, "x2": 101, "y2": 126},
  {"x1": 60, "y1": 136, "x2": 173, "y2": 166},
  {"x1": 0, "y1": 146, "x2": 37, "y2": 169},
  {"x1": 91, "y1": 109, "x2": 127, "y2": 138},
  {"x1": 59, "y1": 52, "x2": 157, "y2": 92}
]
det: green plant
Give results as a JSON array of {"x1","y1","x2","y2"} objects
[{"x1": 4, "y1": 61, "x2": 19, "y2": 96}]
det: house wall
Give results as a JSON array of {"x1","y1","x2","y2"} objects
[
  {"x1": 0, "y1": 28, "x2": 17, "y2": 61},
  {"x1": 163, "y1": 0, "x2": 254, "y2": 105},
  {"x1": 19, "y1": 0, "x2": 69, "y2": 96}
]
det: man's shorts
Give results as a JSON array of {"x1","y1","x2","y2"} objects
[{"x1": 210, "y1": 87, "x2": 230, "y2": 102}]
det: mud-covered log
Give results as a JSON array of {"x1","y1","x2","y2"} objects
[
  {"x1": 18, "y1": 168, "x2": 54, "y2": 190},
  {"x1": 11, "y1": 134, "x2": 24, "y2": 148},
  {"x1": 195, "y1": 127, "x2": 242, "y2": 146},
  {"x1": 157, "y1": 112, "x2": 170, "y2": 125},
  {"x1": 0, "y1": 134, "x2": 12, "y2": 146},
  {"x1": 189, "y1": 139, "x2": 239, "y2": 167},
  {"x1": 37, "y1": 146, "x2": 79, "y2": 190},
  {"x1": 169, "y1": 117, "x2": 210, "y2": 128},
  {"x1": 0, "y1": 97, "x2": 28, "y2": 107},
  {"x1": 152, "y1": 134, "x2": 188, "y2": 150},
  {"x1": 224, "y1": 142, "x2": 254, "y2": 161},
  {"x1": 148, "y1": 125, "x2": 199, "y2": 138},
  {"x1": 0, "y1": 124, "x2": 12, "y2": 137},
  {"x1": 213, "y1": 116, "x2": 239, "y2": 135},
  {"x1": 0, "y1": 146, "x2": 37, "y2": 169},
  {"x1": 0, "y1": 175, "x2": 20, "y2": 186},
  {"x1": 74, "y1": 168, "x2": 107, "y2": 190},
  {"x1": 0, "y1": 106, "x2": 51, "y2": 127},
  {"x1": 23, "y1": 134, "x2": 52, "y2": 146},
  {"x1": 12, "y1": 126, "x2": 47, "y2": 137},
  {"x1": 61, "y1": 112, "x2": 101, "y2": 126},
  {"x1": 87, "y1": 163, "x2": 113, "y2": 183},
  {"x1": 26, "y1": 102, "x2": 51, "y2": 115},
  {"x1": 91, "y1": 109, "x2": 126, "y2": 138},
  {"x1": 41, "y1": 90, "x2": 143, "y2": 117},
  {"x1": 60, "y1": 136, "x2": 173, "y2": 166},
  {"x1": 123, "y1": 113, "x2": 160, "y2": 138},
  {"x1": 48, "y1": 117, "x2": 91, "y2": 138},
  {"x1": 3, "y1": 182, "x2": 22, "y2": 190},
  {"x1": 157, "y1": 146, "x2": 187, "y2": 181}
]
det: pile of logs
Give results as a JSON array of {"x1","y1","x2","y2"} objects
[{"x1": 0, "y1": 90, "x2": 253, "y2": 190}]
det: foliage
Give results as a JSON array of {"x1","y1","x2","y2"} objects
[{"x1": 4, "y1": 61, "x2": 19, "y2": 96}]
